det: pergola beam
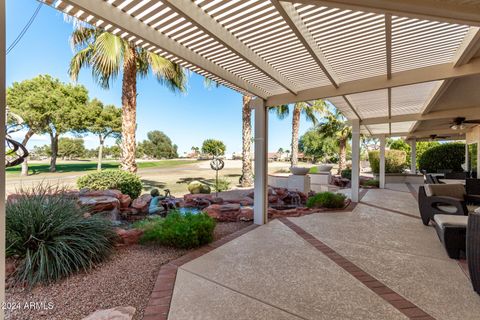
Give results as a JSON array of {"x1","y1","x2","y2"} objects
[
  {"x1": 61, "y1": 0, "x2": 268, "y2": 99},
  {"x1": 271, "y1": 0, "x2": 340, "y2": 87},
  {"x1": 361, "y1": 106, "x2": 480, "y2": 125},
  {"x1": 163, "y1": 0, "x2": 299, "y2": 95},
  {"x1": 267, "y1": 57, "x2": 480, "y2": 106},
  {"x1": 286, "y1": 0, "x2": 480, "y2": 26},
  {"x1": 385, "y1": 14, "x2": 392, "y2": 79}
]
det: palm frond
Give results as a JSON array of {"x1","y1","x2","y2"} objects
[
  {"x1": 145, "y1": 50, "x2": 186, "y2": 93},
  {"x1": 69, "y1": 47, "x2": 93, "y2": 82},
  {"x1": 90, "y1": 32, "x2": 125, "y2": 89},
  {"x1": 70, "y1": 26, "x2": 96, "y2": 50},
  {"x1": 269, "y1": 104, "x2": 290, "y2": 119}
]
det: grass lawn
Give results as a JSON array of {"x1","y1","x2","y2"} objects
[{"x1": 6, "y1": 159, "x2": 199, "y2": 175}]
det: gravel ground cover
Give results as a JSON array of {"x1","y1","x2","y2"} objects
[{"x1": 5, "y1": 221, "x2": 252, "y2": 320}]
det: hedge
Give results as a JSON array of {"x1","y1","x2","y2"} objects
[
  {"x1": 368, "y1": 150, "x2": 406, "y2": 174},
  {"x1": 418, "y1": 143, "x2": 465, "y2": 173},
  {"x1": 77, "y1": 170, "x2": 143, "y2": 199}
]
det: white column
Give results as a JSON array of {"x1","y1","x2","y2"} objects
[
  {"x1": 253, "y1": 98, "x2": 268, "y2": 225},
  {"x1": 410, "y1": 138, "x2": 417, "y2": 174},
  {"x1": 351, "y1": 119, "x2": 360, "y2": 202},
  {"x1": 379, "y1": 135, "x2": 386, "y2": 189},
  {"x1": 0, "y1": 0, "x2": 6, "y2": 310}
]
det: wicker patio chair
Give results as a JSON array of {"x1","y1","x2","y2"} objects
[
  {"x1": 418, "y1": 184, "x2": 469, "y2": 226},
  {"x1": 467, "y1": 209, "x2": 480, "y2": 294}
]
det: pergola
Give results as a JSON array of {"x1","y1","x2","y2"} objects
[{"x1": 26, "y1": 0, "x2": 480, "y2": 226}]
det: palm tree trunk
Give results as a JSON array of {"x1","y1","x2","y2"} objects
[
  {"x1": 97, "y1": 135, "x2": 104, "y2": 171},
  {"x1": 49, "y1": 133, "x2": 59, "y2": 172},
  {"x1": 240, "y1": 95, "x2": 253, "y2": 187},
  {"x1": 120, "y1": 45, "x2": 138, "y2": 173},
  {"x1": 291, "y1": 104, "x2": 301, "y2": 166},
  {"x1": 338, "y1": 138, "x2": 347, "y2": 174},
  {"x1": 20, "y1": 129, "x2": 34, "y2": 176}
]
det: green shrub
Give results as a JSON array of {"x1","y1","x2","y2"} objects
[
  {"x1": 187, "y1": 180, "x2": 211, "y2": 194},
  {"x1": 306, "y1": 192, "x2": 346, "y2": 209},
  {"x1": 6, "y1": 185, "x2": 116, "y2": 286},
  {"x1": 418, "y1": 143, "x2": 465, "y2": 173},
  {"x1": 341, "y1": 168, "x2": 352, "y2": 180},
  {"x1": 362, "y1": 179, "x2": 379, "y2": 187},
  {"x1": 213, "y1": 177, "x2": 231, "y2": 192},
  {"x1": 368, "y1": 150, "x2": 406, "y2": 174},
  {"x1": 135, "y1": 211, "x2": 216, "y2": 249},
  {"x1": 77, "y1": 170, "x2": 143, "y2": 199}
]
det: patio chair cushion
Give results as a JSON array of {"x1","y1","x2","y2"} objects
[
  {"x1": 434, "y1": 214, "x2": 468, "y2": 228},
  {"x1": 425, "y1": 184, "x2": 465, "y2": 200}
]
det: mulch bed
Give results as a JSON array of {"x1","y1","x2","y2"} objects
[{"x1": 5, "y1": 221, "x2": 252, "y2": 320}]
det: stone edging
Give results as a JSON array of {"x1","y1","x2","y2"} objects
[
  {"x1": 142, "y1": 224, "x2": 258, "y2": 320},
  {"x1": 279, "y1": 217, "x2": 436, "y2": 320}
]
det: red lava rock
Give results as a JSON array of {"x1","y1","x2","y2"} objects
[
  {"x1": 239, "y1": 197, "x2": 254, "y2": 206},
  {"x1": 268, "y1": 195, "x2": 279, "y2": 203},
  {"x1": 273, "y1": 188, "x2": 288, "y2": 197},
  {"x1": 119, "y1": 194, "x2": 132, "y2": 208},
  {"x1": 131, "y1": 194, "x2": 152, "y2": 213},
  {"x1": 238, "y1": 207, "x2": 254, "y2": 221},
  {"x1": 115, "y1": 228, "x2": 144, "y2": 245},
  {"x1": 120, "y1": 207, "x2": 139, "y2": 216},
  {"x1": 78, "y1": 196, "x2": 120, "y2": 213},
  {"x1": 204, "y1": 203, "x2": 241, "y2": 222},
  {"x1": 79, "y1": 189, "x2": 123, "y2": 199},
  {"x1": 211, "y1": 197, "x2": 224, "y2": 205}
]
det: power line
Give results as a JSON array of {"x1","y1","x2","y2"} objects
[{"x1": 7, "y1": 2, "x2": 43, "y2": 55}]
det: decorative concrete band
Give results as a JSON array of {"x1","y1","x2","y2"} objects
[
  {"x1": 142, "y1": 224, "x2": 258, "y2": 320},
  {"x1": 279, "y1": 218, "x2": 436, "y2": 320}
]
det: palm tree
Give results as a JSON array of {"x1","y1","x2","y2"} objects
[
  {"x1": 69, "y1": 26, "x2": 186, "y2": 173},
  {"x1": 270, "y1": 100, "x2": 326, "y2": 166},
  {"x1": 317, "y1": 109, "x2": 352, "y2": 174},
  {"x1": 240, "y1": 95, "x2": 253, "y2": 187}
]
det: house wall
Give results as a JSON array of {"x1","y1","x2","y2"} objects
[{"x1": 466, "y1": 125, "x2": 480, "y2": 175}]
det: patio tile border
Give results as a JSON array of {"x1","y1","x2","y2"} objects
[
  {"x1": 142, "y1": 224, "x2": 258, "y2": 320},
  {"x1": 279, "y1": 217, "x2": 436, "y2": 320}
]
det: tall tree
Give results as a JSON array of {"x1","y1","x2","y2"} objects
[
  {"x1": 317, "y1": 109, "x2": 352, "y2": 174},
  {"x1": 69, "y1": 26, "x2": 186, "y2": 173},
  {"x1": 202, "y1": 139, "x2": 226, "y2": 157},
  {"x1": 270, "y1": 100, "x2": 326, "y2": 166},
  {"x1": 240, "y1": 95, "x2": 253, "y2": 187},
  {"x1": 138, "y1": 130, "x2": 178, "y2": 159},
  {"x1": 7, "y1": 76, "x2": 56, "y2": 175},
  {"x1": 58, "y1": 137, "x2": 86, "y2": 160},
  {"x1": 86, "y1": 99, "x2": 122, "y2": 170},
  {"x1": 7, "y1": 75, "x2": 89, "y2": 173}
]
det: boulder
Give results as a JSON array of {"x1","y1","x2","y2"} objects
[
  {"x1": 119, "y1": 194, "x2": 132, "y2": 208},
  {"x1": 82, "y1": 306, "x2": 135, "y2": 320},
  {"x1": 187, "y1": 180, "x2": 211, "y2": 194},
  {"x1": 238, "y1": 207, "x2": 254, "y2": 221},
  {"x1": 204, "y1": 203, "x2": 241, "y2": 222},
  {"x1": 116, "y1": 228, "x2": 144, "y2": 245},
  {"x1": 132, "y1": 194, "x2": 152, "y2": 213},
  {"x1": 78, "y1": 196, "x2": 120, "y2": 213},
  {"x1": 239, "y1": 197, "x2": 254, "y2": 206},
  {"x1": 79, "y1": 189, "x2": 123, "y2": 199},
  {"x1": 268, "y1": 195, "x2": 279, "y2": 204},
  {"x1": 183, "y1": 193, "x2": 215, "y2": 208}
]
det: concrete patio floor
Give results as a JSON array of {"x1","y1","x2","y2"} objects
[{"x1": 167, "y1": 184, "x2": 480, "y2": 320}]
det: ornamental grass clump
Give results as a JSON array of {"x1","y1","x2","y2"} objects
[
  {"x1": 77, "y1": 170, "x2": 143, "y2": 199},
  {"x1": 6, "y1": 185, "x2": 117, "y2": 286},
  {"x1": 306, "y1": 192, "x2": 347, "y2": 209},
  {"x1": 135, "y1": 211, "x2": 216, "y2": 249}
]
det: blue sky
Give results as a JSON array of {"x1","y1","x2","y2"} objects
[{"x1": 6, "y1": 0, "x2": 314, "y2": 155}]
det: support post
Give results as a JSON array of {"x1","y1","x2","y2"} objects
[
  {"x1": 465, "y1": 142, "x2": 470, "y2": 174},
  {"x1": 410, "y1": 138, "x2": 417, "y2": 174},
  {"x1": 351, "y1": 119, "x2": 360, "y2": 202},
  {"x1": 379, "y1": 135, "x2": 386, "y2": 189},
  {"x1": 253, "y1": 98, "x2": 268, "y2": 225},
  {"x1": 0, "y1": 0, "x2": 6, "y2": 313}
]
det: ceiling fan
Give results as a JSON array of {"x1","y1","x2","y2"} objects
[
  {"x1": 450, "y1": 117, "x2": 480, "y2": 130},
  {"x1": 429, "y1": 134, "x2": 449, "y2": 140}
]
